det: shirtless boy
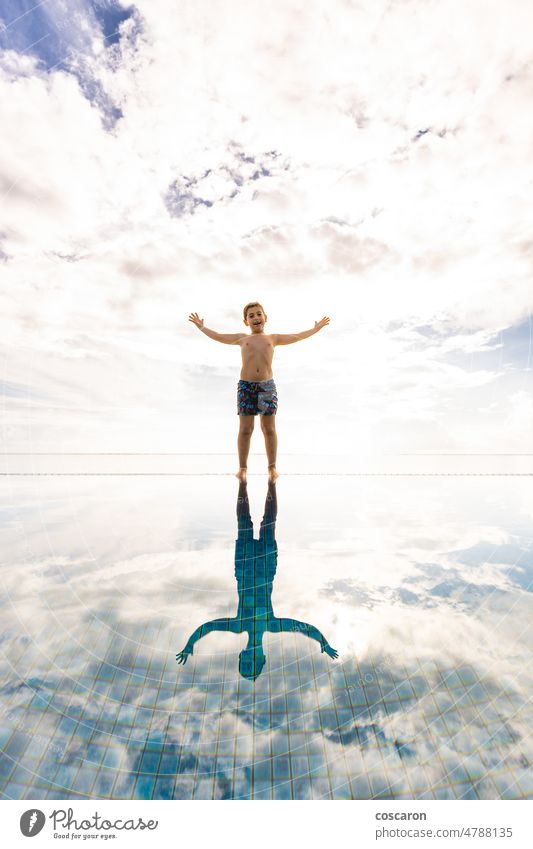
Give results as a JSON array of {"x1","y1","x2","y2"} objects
[{"x1": 188, "y1": 302, "x2": 330, "y2": 482}]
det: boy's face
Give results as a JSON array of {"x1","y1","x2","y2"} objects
[
  {"x1": 238, "y1": 647, "x2": 266, "y2": 679},
  {"x1": 244, "y1": 306, "x2": 266, "y2": 333}
]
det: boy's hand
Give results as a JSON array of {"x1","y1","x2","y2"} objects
[
  {"x1": 315, "y1": 316, "x2": 330, "y2": 332},
  {"x1": 189, "y1": 312, "x2": 204, "y2": 330},
  {"x1": 322, "y1": 644, "x2": 338, "y2": 659},
  {"x1": 176, "y1": 650, "x2": 191, "y2": 664}
]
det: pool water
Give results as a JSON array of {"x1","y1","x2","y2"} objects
[{"x1": 0, "y1": 458, "x2": 532, "y2": 799}]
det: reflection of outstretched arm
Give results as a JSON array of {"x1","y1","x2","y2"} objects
[
  {"x1": 176, "y1": 618, "x2": 237, "y2": 664},
  {"x1": 275, "y1": 618, "x2": 338, "y2": 658}
]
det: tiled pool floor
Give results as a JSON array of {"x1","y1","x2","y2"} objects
[{"x1": 1, "y1": 462, "x2": 532, "y2": 799}]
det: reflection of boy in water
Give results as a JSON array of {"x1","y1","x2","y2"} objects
[{"x1": 176, "y1": 481, "x2": 338, "y2": 680}]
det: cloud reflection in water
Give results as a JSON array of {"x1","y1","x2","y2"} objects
[{"x1": 0, "y1": 472, "x2": 531, "y2": 799}]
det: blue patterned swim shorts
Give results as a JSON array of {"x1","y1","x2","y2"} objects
[{"x1": 237, "y1": 378, "x2": 278, "y2": 416}]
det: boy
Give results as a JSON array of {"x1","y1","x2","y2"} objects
[
  {"x1": 176, "y1": 479, "x2": 338, "y2": 678},
  {"x1": 188, "y1": 302, "x2": 330, "y2": 482}
]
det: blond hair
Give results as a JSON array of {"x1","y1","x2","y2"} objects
[{"x1": 243, "y1": 301, "x2": 266, "y2": 321}]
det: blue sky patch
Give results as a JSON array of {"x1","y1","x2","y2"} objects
[{"x1": 0, "y1": 0, "x2": 136, "y2": 127}]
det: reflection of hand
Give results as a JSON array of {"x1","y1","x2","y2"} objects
[
  {"x1": 188, "y1": 312, "x2": 204, "y2": 329},
  {"x1": 322, "y1": 644, "x2": 338, "y2": 659},
  {"x1": 314, "y1": 316, "x2": 330, "y2": 331},
  {"x1": 176, "y1": 650, "x2": 191, "y2": 665}
]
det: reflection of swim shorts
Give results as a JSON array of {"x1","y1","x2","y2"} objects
[{"x1": 237, "y1": 378, "x2": 278, "y2": 416}]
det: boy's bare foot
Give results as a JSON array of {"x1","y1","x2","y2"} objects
[
  {"x1": 268, "y1": 464, "x2": 279, "y2": 482},
  {"x1": 236, "y1": 467, "x2": 247, "y2": 481}
]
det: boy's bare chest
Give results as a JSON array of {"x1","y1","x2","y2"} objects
[{"x1": 241, "y1": 337, "x2": 274, "y2": 358}]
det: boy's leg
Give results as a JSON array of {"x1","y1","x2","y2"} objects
[
  {"x1": 236, "y1": 480, "x2": 253, "y2": 537},
  {"x1": 259, "y1": 480, "x2": 278, "y2": 542},
  {"x1": 260, "y1": 414, "x2": 278, "y2": 481},
  {"x1": 236, "y1": 415, "x2": 255, "y2": 480}
]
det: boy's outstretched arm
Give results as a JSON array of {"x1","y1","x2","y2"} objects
[
  {"x1": 274, "y1": 315, "x2": 330, "y2": 346},
  {"x1": 273, "y1": 617, "x2": 338, "y2": 659},
  {"x1": 176, "y1": 617, "x2": 237, "y2": 664},
  {"x1": 189, "y1": 312, "x2": 245, "y2": 345}
]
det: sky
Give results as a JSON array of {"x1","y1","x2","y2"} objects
[{"x1": 0, "y1": 0, "x2": 532, "y2": 455}]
